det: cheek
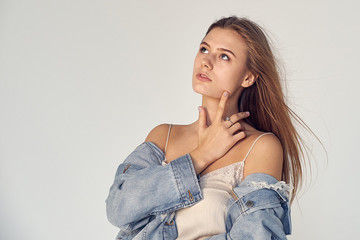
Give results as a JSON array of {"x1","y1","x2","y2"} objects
[
  {"x1": 219, "y1": 67, "x2": 243, "y2": 88},
  {"x1": 233, "y1": 71, "x2": 245, "y2": 87}
]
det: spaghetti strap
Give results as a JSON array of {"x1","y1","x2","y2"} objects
[
  {"x1": 242, "y1": 132, "x2": 273, "y2": 162},
  {"x1": 164, "y1": 124, "x2": 172, "y2": 161}
]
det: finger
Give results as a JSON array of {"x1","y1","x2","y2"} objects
[
  {"x1": 223, "y1": 112, "x2": 249, "y2": 128},
  {"x1": 228, "y1": 122, "x2": 244, "y2": 135},
  {"x1": 232, "y1": 131, "x2": 247, "y2": 143},
  {"x1": 215, "y1": 91, "x2": 229, "y2": 122},
  {"x1": 230, "y1": 111, "x2": 250, "y2": 123},
  {"x1": 198, "y1": 106, "x2": 207, "y2": 134},
  {"x1": 224, "y1": 116, "x2": 235, "y2": 128}
]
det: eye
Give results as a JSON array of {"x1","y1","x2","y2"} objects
[
  {"x1": 200, "y1": 47, "x2": 208, "y2": 54},
  {"x1": 220, "y1": 54, "x2": 230, "y2": 61}
]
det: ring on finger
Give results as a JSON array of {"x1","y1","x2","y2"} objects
[{"x1": 225, "y1": 117, "x2": 234, "y2": 127}]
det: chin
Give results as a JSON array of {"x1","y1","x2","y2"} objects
[
  {"x1": 192, "y1": 79, "x2": 226, "y2": 98},
  {"x1": 193, "y1": 86, "x2": 223, "y2": 99},
  {"x1": 193, "y1": 88, "x2": 206, "y2": 96},
  {"x1": 192, "y1": 82, "x2": 207, "y2": 95}
]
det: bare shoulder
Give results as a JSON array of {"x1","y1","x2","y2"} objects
[
  {"x1": 243, "y1": 132, "x2": 283, "y2": 180},
  {"x1": 144, "y1": 123, "x2": 172, "y2": 152}
]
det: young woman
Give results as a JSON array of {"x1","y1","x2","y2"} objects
[{"x1": 106, "y1": 16, "x2": 306, "y2": 239}]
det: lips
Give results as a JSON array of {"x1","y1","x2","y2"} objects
[{"x1": 196, "y1": 73, "x2": 212, "y2": 82}]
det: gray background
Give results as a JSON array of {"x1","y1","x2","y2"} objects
[{"x1": 1, "y1": 0, "x2": 359, "y2": 239}]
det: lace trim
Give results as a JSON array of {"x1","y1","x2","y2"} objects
[
  {"x1": 200, "y1": 162, "x2": 244, "y2": 186},
  {"x1": 250, "y1": 181, "x2": 293, "y2": 199}
]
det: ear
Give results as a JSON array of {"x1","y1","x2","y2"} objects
[{"x1": 241, "y1": 72, "x2": 257, "y2": 88}]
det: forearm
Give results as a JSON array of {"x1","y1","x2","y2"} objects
[{"x1": 106, "y1": 143, "x2": 203, "y2": 228}]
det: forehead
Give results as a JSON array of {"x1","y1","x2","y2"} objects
[{"x1": 203, "y1": 28, "x2": 247, "y2": 56}]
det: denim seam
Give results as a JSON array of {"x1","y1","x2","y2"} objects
[
  {"x1": 185, "y1": 153, "x2": 203, "y2": 201},
  {"x1": 171, "y1": 158, "x2": 187, "y2": 206},
  {"x1": 244, "y1": 203, "x2": 282, "y2": 215},
  {"x1": 121, "y1": 222, "x2": 133, "y2": 233},
  {"x1": 238, "y1": 198, "x2": 247, "y2": 216},
  {"x1": 141, "y1": 222, "x2": 149, "y2": 240},
  {"x1": 185, "y1": 153, "x2": 200, "y2": 187}
]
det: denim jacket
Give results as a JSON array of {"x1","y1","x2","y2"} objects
[{"x1": 106, "y1": 141, "x2": 292, "y2": 240}]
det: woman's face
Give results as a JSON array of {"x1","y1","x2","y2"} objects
[{"x1": 192, "y1": 27, "x2": 251, "y2": 99}]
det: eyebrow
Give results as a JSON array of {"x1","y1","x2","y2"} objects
[{"x1": 200, "y1": 41, "x2": 237, "y2": 58}]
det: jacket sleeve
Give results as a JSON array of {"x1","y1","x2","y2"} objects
[
  {"x1": 206, "y1": 173, "x2": 292, "y2": 240},
  {"x1": 105, "y1": 142, "x2": 202, "y2": 231}
]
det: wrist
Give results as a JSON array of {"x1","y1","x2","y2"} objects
[{"x1": 189, "y1": 148, "x2": 212, "y2": 174}]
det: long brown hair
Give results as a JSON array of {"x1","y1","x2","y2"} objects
[{"x1": 206, "y1": 16, "x2": 313, "y2": 203}]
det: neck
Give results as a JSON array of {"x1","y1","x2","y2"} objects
[{"x1": 201, "y1": 94, "x2": 240, "y2": 126}]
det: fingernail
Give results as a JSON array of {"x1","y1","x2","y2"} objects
[
  {"x1": 198, "y1": 106, "x2": 202, "y2": 112},
  {"x1": 223, "y1": 91, "x2": 229, "y2": 97},
  {"x1": 245, "y1": 111, "x2": 250, "y2": 115}
]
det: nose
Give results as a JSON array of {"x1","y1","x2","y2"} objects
[{"x1": 201, "y1": 56, "x2": 213, "y2": 70}]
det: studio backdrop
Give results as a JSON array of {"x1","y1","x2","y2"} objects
[{"x1": 0, "y1": 0, "x2": 359, "y2": 239}]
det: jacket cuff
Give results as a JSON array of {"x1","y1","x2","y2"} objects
[{"x1": 170, "y1": 153, "x2": 203, "y2": 206}]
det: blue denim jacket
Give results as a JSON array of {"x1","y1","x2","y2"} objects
[{"x1": 106, "y1": 141, "x2": 292, "y2": 239}]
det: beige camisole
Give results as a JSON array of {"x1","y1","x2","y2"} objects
[{"x1": 163, "y1": 124, "x2": 273, "y2": 240}]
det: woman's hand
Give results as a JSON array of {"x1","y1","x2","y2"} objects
[{"x1": 190, "y1": 91, "x2": 250, "y2": 174}]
